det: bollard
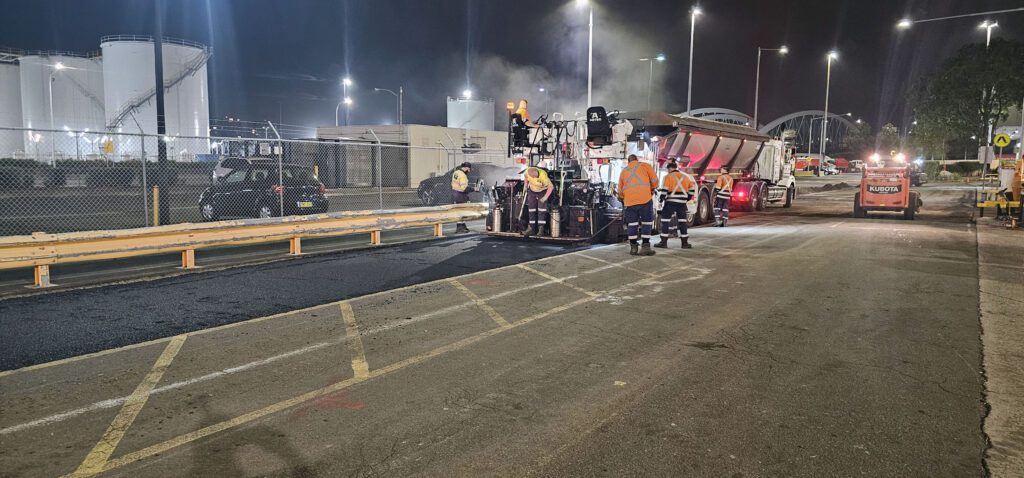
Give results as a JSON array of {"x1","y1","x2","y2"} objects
[
  {"x1": 152, "y1": 185, "x2": 161, "y2": 227},
  {"x1": 33, "y1": 265, "x2": 53, "y2": 288},
  {"x1": 181, "y1": 249, "x2": 196, "y2": 269}
]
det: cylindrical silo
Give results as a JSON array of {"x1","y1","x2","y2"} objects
[
  {"x1": 0, "y1": 63, "x2": 22, "y2": 157},
  {"x1": 19, "y1": 55, "x2": 105, "y2": 160},
  {"x1": 101, "y1": 36, "x2": 210, "y2": 161}
]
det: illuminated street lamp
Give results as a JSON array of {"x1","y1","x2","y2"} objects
[
  {"x1": 47, "y1": 62, "x2": 68, "y2": 164},
  {"x1": 819, "y1": 51, "x2": 838, "y2": 168},
  {"x1": 575, "y1": 0, "x2": 593, "y2": 108},
  {"x1": 686, "y1": 6, "x2": 702, "y2": 115},
  {"x1": 753, "y1": 45, "x2": 787, "y2": 128},
  {"x1": 639, "y1": 53, "x2": 666, "y2": 111},
  {"x1": 337, "y1": 77, "x2": 354, "y2": 127},
  {"x1": 979, "y1": 20, "x2": 998, "y2": 46},
  {"x1": 462, "y1": 89, "x2": 473, "y2": 99}
]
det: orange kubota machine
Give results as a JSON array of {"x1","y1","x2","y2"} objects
[{"x1": 853, "y1": 166, "x2": 920, "y2": 220}]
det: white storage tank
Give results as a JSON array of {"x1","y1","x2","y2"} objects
[
  {"x1": 101, "y1": 36, "x2": 210, "y2": 160},
  {"x1": 447, "y1": 97, "x2": 495, "y2": 131},
  {"x1": 0, "y1": 63, "x2": 22, "y2": 157},
  {"x1": 19, "y1": 55, "x2": 105, "y2": 159}
]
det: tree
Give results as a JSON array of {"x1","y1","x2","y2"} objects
[
  {"x1": 912, "y1": 38, "x2": 1024, "y2": 156},
  {"x1": 841, "y1": 121, "x2": 874, "y2": 159},
  {"x1": 876, "y1": 123, "x2": 901, "y2": 155}
]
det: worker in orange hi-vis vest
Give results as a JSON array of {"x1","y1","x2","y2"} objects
[
  {"x1": 713, "y1": 166, "x2": 735, "y2": 227},
  {"x1": 655, "y1": 159, "x2": 697, "y2": 249},
  {"x1": 617, "y1": 154, "x2": 659, "y2": 256}
]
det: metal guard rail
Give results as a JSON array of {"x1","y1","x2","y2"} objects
[{"x1": 0, "y1": 203, "x2": 487, "y2": 287}]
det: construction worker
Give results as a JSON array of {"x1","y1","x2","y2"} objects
[
  {"x1": 655, "y1": 159, "x2": 697, "y2": 249},
  {"x1": 451, "y1": 162, "x2": 475, "y2": 234},
  {"x1": 523, "y1": 166, "x2": 554, "y2": 236},
  {"x1": 515, "y1": 99, "x2": 537, "y2": 128},
  {"x1": 617, "y1": 154, "x2": 658, "y2": 256},
  {"x1": 713, "y1": 166, "x2": 734, "y2": 227}
]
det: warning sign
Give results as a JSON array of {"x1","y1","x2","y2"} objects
[
  {"x1": 103, "y1": 140, "x2": 114, "y2": 154},
  {"x1": 993, "y1": 133, "x2": 1011, "y2": 148}
]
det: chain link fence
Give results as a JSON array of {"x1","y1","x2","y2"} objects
[{"x1": 0, "y1": 126, "x2": 510, "y2": 237}]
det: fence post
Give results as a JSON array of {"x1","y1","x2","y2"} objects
[
  {"x1": 33, "y1": 265, "x2": 53, "y2": 288},
  {"x1": 368, "y1": 128, "x2": 383, "y2": 209},
  {"x1": 141, "y1": 151, "x2": 149, "y2": 227},
  {"x1": 152, "y1": 185, "x2": 160, "y2": 226}
]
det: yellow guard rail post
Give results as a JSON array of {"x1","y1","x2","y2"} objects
[{"x1": 1, "y1": 204, "x2": 485, "y2": 287}]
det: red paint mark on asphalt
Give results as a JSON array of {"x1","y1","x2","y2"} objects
[
  {"x1": 290, "y1": 389, "x2": 365, "y2": 421},
  {"x1": 464, "y1": 277, "x2": 493, "y2": 286}
]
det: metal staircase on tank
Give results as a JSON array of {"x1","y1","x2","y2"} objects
[{"x1": 105, "y1": 46, "x2": 210, "y2": 129}]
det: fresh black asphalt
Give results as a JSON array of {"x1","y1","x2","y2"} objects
[{"x1": 0, "y1": 236, "x2": 581, "y2": 370}]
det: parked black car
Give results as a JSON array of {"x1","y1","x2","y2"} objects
[
  {"x1": 199, "y1": 159, "x2": 329, "y2": 220},
  {"x1": 417, "y1": 164, "x2": 523, "y2": 205}
]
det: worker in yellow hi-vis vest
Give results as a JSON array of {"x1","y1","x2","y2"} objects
[
  {"x1": 451, "y1": 162, "x2": 476, "y2": 233},
  {"x1": 522, "y1": 166, "x2": 554, "y2": 237},
  {"x1": 713, "y1": 166, "x2": 734, "y2": 227}
]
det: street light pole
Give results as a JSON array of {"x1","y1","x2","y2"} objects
[
  {"x1": 587, "y1": 5, "x2": 593, "y2": 107},
  {"x1": 753, "y1": 46, "x2": 787, "y2": 128},
  {"x1": 820, "y1": 51, "x2": 838, "y2": 167},
  {"x1": 374, "y1": 87, "x2": 403, "y2": 124},
  {"x1": 686, "y1": 7, "x2": 701, "y2": 115},
  {"x1": 639, "y1": 53, "x2": 665, "y2": 111},
  {"x1": 980, "y1": 20, "x2": 998, "y2": 147},
  {"x1": 337, "y1": 77, "x2": 353, "y2": 126}
]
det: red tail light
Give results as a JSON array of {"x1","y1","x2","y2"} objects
[
  {"x1": 737, "y1": 191, "x2": 746, "y2": 198},
  {"x1": 271, "y1": 184, "x2": 284, "y2": 194},
  {"x1": 319, "y1": 183, "x2": 326, "y2": 194}
]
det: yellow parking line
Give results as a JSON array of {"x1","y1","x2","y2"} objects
[
  {"x1": 99, "y1": 295, "x2": 593, "y2": 476},
  {"x1": 87, "y1": 226, "x2": 803, "y2": 476},
  {"x1": 517, "y1": 264, "x2": 599, "y2": 297},
  {"x1": 576, "y1": 253, "x2": 657, "y2": 277},
  {"x1": 67, "y1": 334, "x2": 187, "y2": 478},
  {"x1": 448, "y1": 278, "x2": 511, "y2": 328},
  {"x1": 339, "y1": 302, "x2": 370, "y2": 379}
]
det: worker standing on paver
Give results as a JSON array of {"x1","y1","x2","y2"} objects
[
  {"x1": 655, "y1": 159, "x2": 697, "y2": 249},
  {"x1": 523, "y1": 166, "x2": 554, "y2": 237},
  {"x1": 713, "y1": 166, "x2": 734, "y2": 227},
  {"x1": 451, "y1": 162, "x2": 475, "y2": 234},
  {"x1": 618, "y1": 154, "x2": 659, "y2": 256}
]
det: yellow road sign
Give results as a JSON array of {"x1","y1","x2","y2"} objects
[
  {"x1": 993, "y1": 133, "x2": 1011, "y2": 148},
  {"x1": 103, "y1": 140, "x2": 114, "y2": 154}
]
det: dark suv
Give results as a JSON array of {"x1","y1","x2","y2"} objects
[
  {"x1": 199, "y1": 159, "x2": 329, "y2": 220},
  {"x1": 416, "y1": 164, "x2": 523, "y2": 205}
]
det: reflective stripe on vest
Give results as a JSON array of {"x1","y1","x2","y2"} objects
[
  {"x1": 621, "y1": 163, "x2": 647, "y2": 191},
  {"x1": 663, "y1": 171, "x2": 692, "y2": 202}
]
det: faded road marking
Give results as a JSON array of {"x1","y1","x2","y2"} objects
[
  {"x1": 67, "y1": 335, "x2": 187, "y2": 477},
  {"x1": 449, "y1": 278, "x2": 512, "y2": 328},
  {"x1": 340, "y1": 302, "x2": 370, "y2": 379},
  {"x1": 576, "y1": 253, "x2": 657, "y2": 277},
  {"x1": 517, "y1": 264, "x2": 599, "y2": 297}
]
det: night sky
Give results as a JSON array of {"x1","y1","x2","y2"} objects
[{"x1": 2, "y1": 0, "x2": 1022, "y2": 133}]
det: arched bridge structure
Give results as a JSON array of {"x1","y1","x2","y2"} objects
[{"x1": 758, "y1": 110, "x2": 857, "y2": 153}]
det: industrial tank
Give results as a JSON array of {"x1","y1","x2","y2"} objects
[
  {"x1": 447, "y1": 97, "x2": 494, "y2": 131},
  {"x1": 0, "y1": 63, "x2": 22, "y2": 157},
  {"x1": 19, "y1": 55, "x2": 105, "y2": 159},
  {"x1": 101, "y1": 36, "x2": 210, "y2": 159}
]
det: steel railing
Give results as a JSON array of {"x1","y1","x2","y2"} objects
[{"x1": 0, "y1": 203, "x2": 487, "y2": 287}]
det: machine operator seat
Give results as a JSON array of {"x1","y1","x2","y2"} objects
[
  {"x1": 586, "y1": 106, "x2": 612, "y2": 147},
  {"x1": 510, "y1": 114, "x2": 530, "y2": 148}
]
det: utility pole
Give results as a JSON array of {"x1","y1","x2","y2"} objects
[{"x1": 154, "y1": 0, "x2": 169, "y2": 225}]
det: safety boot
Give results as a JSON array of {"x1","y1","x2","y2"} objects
[
  {"x1": 522, "y1": 226, "x2": 535, "y2": 237},
  {"x1": 455, "y1": 224, "x2": 470, "y2": 234},
  {"x1": 640, "y1": 243, "x2": 656, "y2": 256},
  {"x1": 629, "y1": 243, "x2": 639, "y2": 255},
  {"x1": 680, "y1": 237, "x2": 693, "y2": 249},
  {"x1": 654, "y1": 237, "x2": 669, "y2": 249}
]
